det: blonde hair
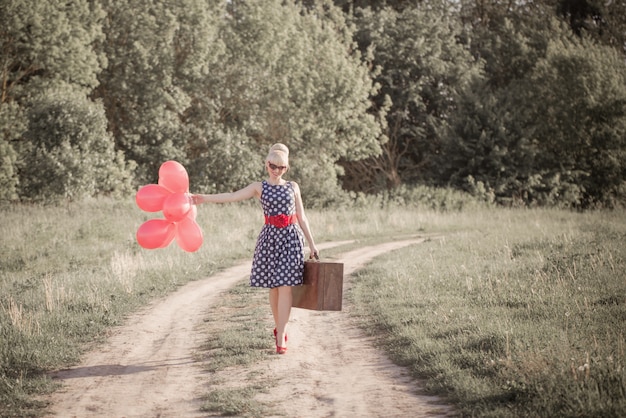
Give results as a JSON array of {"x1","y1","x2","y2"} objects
[{"x1": 266, "y1": 143, "x2": 289, "y2": 166}]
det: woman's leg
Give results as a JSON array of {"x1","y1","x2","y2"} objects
[
  {"x1": 275, "y1": 286, "x2": 292, "y2": 350},
  {"x1": 269, "y1": 287, "x2": 279, "y2": 327}
]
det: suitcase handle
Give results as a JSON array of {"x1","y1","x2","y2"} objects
[{"x1": 308, "y1": 252, "x2": 320, "y2": 261}]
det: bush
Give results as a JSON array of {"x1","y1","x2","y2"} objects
[
  {"x1": 17, "y1": 85, "x2": 134, "y2": 203},
  {"x1": 347, "y1": 184, "x2": 490, "y2": 211},
  {"x1": 0, "y1": 102, "x2": 27, "y2": 203}
]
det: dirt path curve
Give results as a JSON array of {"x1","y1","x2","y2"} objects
[{"x1": 45, "y1": 237, "x2": 453, "y2": 417}]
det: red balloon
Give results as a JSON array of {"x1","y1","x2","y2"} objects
[
  {"x1": 136, "y1": 184, "x2": 171, "y2": 212},
  {"x1": 187, "y1": 202, "x2": 197, "y2": 220},
  {"x1": 176, "y1": 217, "x2": 203, "y2": 252},
  {"x1": 136, "y1": 219, "x2": 176, "y2": 249},
  {"x1": 158, "y1": 161, "x2": 189, "y2": 193},
  {"x1": 162, "y1": 192, "x2": 191, "y2": 222}
]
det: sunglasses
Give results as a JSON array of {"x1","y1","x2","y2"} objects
[{"x1": 268, "y1": 163, "x2": 287, "y2": 171}]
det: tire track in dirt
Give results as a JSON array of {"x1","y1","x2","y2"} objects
[{"x1": 44, "y1": 237, "x2": 453, "y2": 417}]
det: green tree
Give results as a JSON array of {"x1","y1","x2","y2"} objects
[
  {"x1": 0, "y1": 0, "x2": 105, "y2": 100},
  {"x1": 438, "y1": 75, "x2": 539, "y2": 205},
  {"x1": 441, "y1": 9, "x2": 626, "y2": 208},
  {"x1": 553, "y1": 0, "x2": 626, "y2": 53},
  {"x1": 94, "y1": 0, "x2": 224, "y2": 185},
  {"x1": 341, "y1": 5, "x2": 479, "y2": 193},
  {"x1": 0, "y1": 103, "x2": 24, "y2": 202},
  {"x1": 528, "y1": 36, "x2": 626, "y2": 207},
  {"x1": 188, "y1": 0, "x2": 383, "y2": 205},
  {"x1": 18, "y1": 84, "x2": 134, "y2": 202},
  {"x1": 333, "y1": 0, "x2": 429, "y2": 13},
  {"x1": 0, "y1": 0, "x2": 132, "y2": 202},
  {"x1": 438, "y1": 9, "x2": 558, "y2": 205}
]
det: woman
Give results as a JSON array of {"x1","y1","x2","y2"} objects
[{"x1": 191, "y1": 143, "x2": 319, "y2": 354}]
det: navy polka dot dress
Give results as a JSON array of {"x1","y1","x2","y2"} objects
[{"x1": 249, "y1": 181, "x2": 305, "y2": 288}]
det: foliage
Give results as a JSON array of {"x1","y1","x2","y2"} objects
[
  {"x1": 194, "y1": 0, "x2": 383, "y2": 204},
  {"x1": 92, "y1": 0, "x2": 383, "y2": 205},
  {"x1": 0, "y1": 0, "x2": 625, "y2": 207},
  {"x1": 440, "y1": 10, "x2": 626, "y2": 208},
  {"x1": 17, "y1": 84, "x2": 134, "y2": 202},
  {"x1": 347, "y1": 183, "x2": 492, "y2": 212},
  {"x1": 0, "y1": 0, "x2": 111, "y2": 203},
  {"x1": 94, "y1": 0, "x2": 224, "y2": 185},
  {"x1": 527, "y1": 36, "x2": 626, "y2": 208},
  {"x1": 437, "y1": 77, "x2": 529, "y2": 205},
  {"x1": 552, "y1": 0, "x2": 626, "y2": 52},
  {"x1": 0, "y1": 103, "x2": 24, "y2": 202},
  {"x1": 0, "y1": 0, "x2": 105, "y2": 100},
  {"x1": 340, "y1": 4, "x2": 480, "y2": 192}
]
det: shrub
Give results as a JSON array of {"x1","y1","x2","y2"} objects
[
  {"x1": 17, "y1": 85, "x2": 134, "y2": 203},
  {"x1": 0, "y1": 102, "x2": 27, "y2": 203}
]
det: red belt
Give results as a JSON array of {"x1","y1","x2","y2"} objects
[{"x1": 265, "y1": 214, "x2": 297, "y2": 228}]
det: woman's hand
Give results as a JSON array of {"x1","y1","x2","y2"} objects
[{"x1": 190, "y1": 194, "x2": 202, "y2": 205}]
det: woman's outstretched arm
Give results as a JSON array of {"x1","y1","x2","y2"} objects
[{"x1": 191, "y1": 182, "x2": 262, "y2": 205}]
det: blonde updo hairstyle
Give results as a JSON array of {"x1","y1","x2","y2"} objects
[{"x1": 266, "y1": 143, "x2": 289, "y2": 168}]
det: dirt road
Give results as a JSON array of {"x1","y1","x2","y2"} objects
[{"x1": 45, "y1": 238, "x2": 453, "y2": 417}]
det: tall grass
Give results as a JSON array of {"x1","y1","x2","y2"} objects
[
  {"x1": 0, "y1": 199, "x2": 261, "y2": 416},
  {"x1": 1, "y1": 198, "x2": 624, "y2": 417},
  {"x1": 0, "y1": 197, "x2": 429, "y2": 416},
  {"x1": 349, "y1": 209, "x2": 626, "y2": 417}
]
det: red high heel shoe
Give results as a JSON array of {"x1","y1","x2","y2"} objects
[
  {"x1": 273, "y1": 328, "x2": 287, "y2": 342},
  {"x1": 274, "y1": 330, "x2": 288, "y2": 354},
  {"x1": 276, "y1": 337, "x2": 288, "y2": 354}
]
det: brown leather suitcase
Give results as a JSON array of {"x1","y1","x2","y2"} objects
[{"x1": 292, "y1": 260, "x2": 344, "y2": 311}]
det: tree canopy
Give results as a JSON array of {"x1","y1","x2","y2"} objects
[{"x1": 1, "y1": 0, "x2": 625, "y2": 208}]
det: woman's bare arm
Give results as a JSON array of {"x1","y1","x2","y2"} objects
[
  {"x1": 191, "y1": 182, "x2": 262, "y2": 204},
  {"x1": 292, "y1": 182, "x2": 319, "y2": 258}
]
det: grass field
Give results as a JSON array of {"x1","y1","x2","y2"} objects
[
  {"x1": 1, "y1": 198, "x2": 624, "y2": 417},
  {"x1": 349, "y1": 209, "x2": 626, "y2": 417}
]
